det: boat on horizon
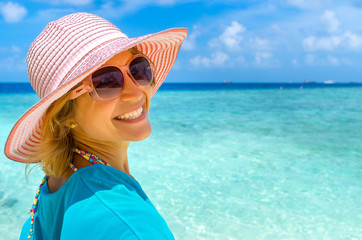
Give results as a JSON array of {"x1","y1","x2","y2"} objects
[
  {"x1": 304, "y1": 80, "x2": 316, "y2": 84},
  {"x1": 223, "y1": 80, "x2": 232, "y2": 84},
  {"x1": 324, "y1": 80, "x2": 336, "y2": 84}
]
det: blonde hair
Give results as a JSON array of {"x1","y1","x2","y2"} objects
[
  {"x1": 27, "y1": 89, "x2": 77, "y2": 177},
  {"x1": 27, "y1": 47, "x2": 155, "y2": 177}
]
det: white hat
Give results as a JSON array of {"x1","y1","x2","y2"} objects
[{"x1": 5, "y1": 12, "x2": 188, "y2": 163}]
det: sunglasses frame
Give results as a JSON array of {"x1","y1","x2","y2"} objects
[{"x1": 69, "y1": 54, "x2": 154, "y2": 102}]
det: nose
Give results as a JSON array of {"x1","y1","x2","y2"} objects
[{"x1": 119, "y1": 72, "x2": 143, "y2": 102}]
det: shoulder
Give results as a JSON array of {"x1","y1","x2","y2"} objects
[
  {"x1": 61, "y1": 165, "x2": 175, "y2": 240},
  {"x1": 73, "y1": 164, "x2": 146, "y2": 197}
]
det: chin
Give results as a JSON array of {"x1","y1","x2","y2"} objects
[
  {"x1": 133, "y1": 128, "x2": 152, "y2": 142},
  {"x1": 123, "y1": 124, "x2": 152, "y2": 142}
]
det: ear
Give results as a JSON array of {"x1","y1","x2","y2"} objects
[{"x1": 65, "y1": 119, "x2": 77, "y2": 128}]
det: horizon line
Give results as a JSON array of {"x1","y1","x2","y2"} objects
[{"x1": 1, "y1": 81, "x2": 362, "y2": 84}]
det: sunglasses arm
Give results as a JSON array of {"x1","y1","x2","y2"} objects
[{"x1": 69, "y1": 83, "x2": 89, "y2": 100}]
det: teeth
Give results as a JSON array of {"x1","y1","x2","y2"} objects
[{"x1": 116, "y1": 107, "x2": 143, "y2": 120}]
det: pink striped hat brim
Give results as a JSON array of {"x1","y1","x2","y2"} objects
[{"x1": 5, "y1": 28, "x2": 187, "y2": 163}]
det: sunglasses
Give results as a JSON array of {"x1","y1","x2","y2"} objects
[{"x1": 69, "y1": 54, "x2": 154, "y2": 102}]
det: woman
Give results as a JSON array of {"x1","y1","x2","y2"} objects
[{"x1": 4, "y1": 12, "x2": 187, "y2": 239}]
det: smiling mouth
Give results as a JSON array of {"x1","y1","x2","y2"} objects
[{"x1": 114, "y1": 106, "x2": 143, "y2": 120}]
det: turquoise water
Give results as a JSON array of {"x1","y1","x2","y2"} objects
[{"x1": 0, "y1": 87, "x2": 361, "y2": 240}]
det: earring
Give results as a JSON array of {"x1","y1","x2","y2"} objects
[{"x1": 70, "y1": 123, "x2": 78, "y2": 129}]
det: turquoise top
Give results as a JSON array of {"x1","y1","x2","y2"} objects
[{"x1": 19, "y1": 164, "x2": 175, "y2": 240}]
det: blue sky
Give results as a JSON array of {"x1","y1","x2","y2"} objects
[{"x1": 1, "y1": 0, "x2": 362, "y2": 83}]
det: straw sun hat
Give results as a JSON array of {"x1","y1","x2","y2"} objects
[{"x1": 5, "y1": 12, "x2": 188, "y2": 163}]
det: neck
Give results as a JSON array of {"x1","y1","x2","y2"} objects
[
  {"x1": 72, "y1": 130, "x2": 131, "y2": 175},
  {"x1": 47, "y1": 131, "x2": 131, "y2": 194}
]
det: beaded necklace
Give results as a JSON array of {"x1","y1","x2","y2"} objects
[{"x1": 27, "y1": 147, "x2": 109, "y2": 239}]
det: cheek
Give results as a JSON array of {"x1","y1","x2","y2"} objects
[{"x1": 75, "y1": 101, "x2": 115, "y2": 139}]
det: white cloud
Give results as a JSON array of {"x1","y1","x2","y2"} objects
[
  {"x1": 11, "y1": 45, "x2": 21, "y2": 53},
  {"x1": 190, "y1": 51, "x2": 230, "y2": 67},
  {"x1": 0, "y1": 45, "x2": 21, "y2": 53},
  {"x1": 327, "y1": 55, "x2": 340, "y2": 66},
  {"x1": 96, "y1": 1, "x2": 139, "y2": 18},
  {"x1": 304, "y1": 54, "x2": 352, "y2": 66},
  {"x1": 34, "y1": 8, "x2": 73, "y2": 22},
  {"x1": 254, "y1": 52, "x2": 272, "y2": 66},
  {"x1": 320, "y1": 10, "x2": 340, "y2": 33},
  {"x1": 303, "y1": 31, "x2": 362, "y2": 51},
  {"x1": 213, "y1": 51, "x2": 230, "y2": 65},
  {"x1": 209, "y1": 21, "x2": 246, "y2": 50},
  {"x1": 190, "y1": 55, "x2": 205, "y2": 66},
  {"x1": 250, "y1": 37, "x2": 272, "y2": 51},
  {"x1": 62, "y1": 0, "x2": 92, "y2": 5},
  {"x1": 271, "y1": 24, "x2": 285, "y2": 34},
  {"x1": 96, "y1": 0, "x2": 179, "y2": 18},
  {"x1": 220, "y1": 21, "x2": 246, "y2": 50},
  {"x1": 0, "y1": 2, "x2": 27, "y2": 23},
  {"x1": 344, "y1": 31, "x2": 362, "y2": 49},
  {"x1": 155, "y1": 0, "x2": 175, "y2": 5},
  {"x1": 182, "y1": 25, "x2": 202, "y2": 51},
  {"x1": 305, "y1": 54, "x2": 316, "y2": 65},
  {"x1": 34, "y1": 0, "x2": 93, "y2": 6},
  {"x1": 303, "y1": 36, "x2": 341, "y2": 51},
  {"x1": 0, "y1": 55, "x2": 26, "y2": 70},
  {"x1": 287, "y1": 0, "x2": 323, "y2": 9}
]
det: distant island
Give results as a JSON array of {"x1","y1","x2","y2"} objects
[{"x1": 304, "y1": 80, "x2": 337, "y2": 84}]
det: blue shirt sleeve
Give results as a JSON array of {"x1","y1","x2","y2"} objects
[{"x1": 19, "y1": 217, "x2": 31, "y2": 240}]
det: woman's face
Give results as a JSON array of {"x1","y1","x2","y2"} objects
[{"x1": 73, "y1": 50, "x2": 152, "y2": 142}]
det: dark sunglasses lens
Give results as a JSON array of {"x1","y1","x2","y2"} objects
[
  {"x1": 92, "y1": 66, "x2": 123, "y2": 100},
  {"x1": 129, "y1": 57, "x2": 153, "y2": 86}
]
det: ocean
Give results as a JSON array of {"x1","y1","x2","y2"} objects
[{"x1": 0, "y1": 83, "x2": 361, "y2": 240}]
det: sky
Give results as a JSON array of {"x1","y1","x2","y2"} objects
[{"x1": 1, "y1": 0, "x2": 362, "y2": 83}]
